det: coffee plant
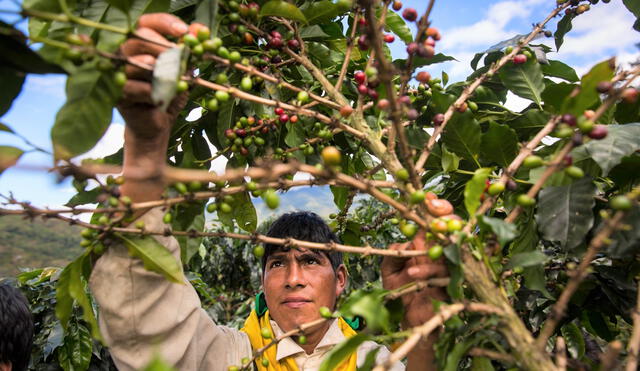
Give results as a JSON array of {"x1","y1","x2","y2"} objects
[{"x1": 1, "y1": 0, "x2": 640, "y2": 369}]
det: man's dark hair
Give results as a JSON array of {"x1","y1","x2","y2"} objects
[
  {"x1": 261, "y1": 211, "x2": 343, "y2": 273},
  {"x1": 0, "y1": 284, "x2": 34, "y2": 371}
]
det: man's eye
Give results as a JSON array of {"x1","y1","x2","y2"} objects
[
  {"x1": 269, "y1": 261, "x2": 282, "y2": 268},
  {"x1": 305, "y1": 258, "x2": 318, "y2": 265}
]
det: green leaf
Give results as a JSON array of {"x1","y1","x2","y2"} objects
[
  {"x1": 299, "y1": 25, "x2": 330, "y2": 39},
  {"x1": 152, "y1": 46, "x2": 186, "y2": 111},
  {"x1": 541, "y1": 81, "x2": 576, "y2": 113},
  {"x1": 562, "y1": 59, "x2": 615, "y2": 116},
  {"x1": 480, "y1": 122, "x2": 518, "y2": 167},
  {"x1": 0, "y1": 145, "x2": 23, "y2": 175},
  {"x1": 393, "y1": 53, "x2": 456, "y2": 70},
  {"x1": 581, "y1": 311, "x2": 614, "y2": 342},
  {"x1": 97, "y1": 0, "x2": 170, "y2": 52},
  {"x1": 215, "y1": 99, "x2": 236, "y2": 148},
  {"x1": 302, "y1": 1, "x2": 345, "y2": 25},
  {"x1": 554, "y1": 13, "x2": 574, "y2": 51},
  {"x1": 55, "y1": 262, "x2": 74, "y2": 332},
  {"x1": 498, "y1": 59, "x2": 545, "y2": 107},
  {"x1": 0, "y1": 66, "x2": 25, "y2": 117},
  {"x1": 478, "y1": 215, "x2": 518, "y2": 247},
  {"x1": 0, "y1": 21, "x2": 66, "y2": 74},
  {"x1": 541, "y1": 60, "x2": 579, "y2": 82},
  {"x1": 116, "y1": 233, "x2": 185, "y2": 283},
  {"x1": 505, "y1": 251, "x2": 547, "y2": 269},
  {"x1": 607, "y1": 205, "x2": 640, "y2": 259},
  {"x1": 66, "y1": 187, "x2": 102, "y2": 207},
  {"x1": 442, "y1": 112, "x2": 481, "y2": 163},
  {"x1": 260, "y1": 0, "x2": 307, "y2": 23},
  {"x1": 58, "y1": 320, "x2": 92, "y2": 371},
  {"x1": 464, "y1": 168, "x2": 491, "y2": 216},
  {"x1": 471, "y1": 357, "x2": 495, "y2": 371},
  {"x1": 285, "y1": 121, "x2": 305, "y2": 147},
  {"x1": 561, "y1": 322, "x2": 585, "y2": 360},
  {"x1": 55, "y1": 253, "x2": 102, "y2": 341},
  {"x1": 441, "y1": 146, "x2": 460, "y2": 173},
  {"x1": 172, "y1": 202, "x2": 205, "y2": 263},
  {"x1": 378, "y1": 7, "x2": 412, "y2": 43},
  {"x1": 623, "y1": 0, "x2": 640, "y2": 31},
  {"x1": 356, "y1": 347, "x2": 380, "y2": 371},
  {"x1": 581, "y1": 123, "x2": 640, "y2": 175},
  {"x1": 615, "y1": 97, "x2": 640, "y2": 124},
  {"x1": 444, "y1": 337, "x2": 479, "y2": 371},
  {"x1": 106, "y1": 0, "x2": 134, "y2": 13},
  {"x1": 234, "y1": 192, "x2": 257, "y2": 232},
  {"x1": 217, "y1": 191, "x2": 257, "y2": 232},
  {"x1": 330, "y1": 185, "x2": 349, "y2": 210},
  {"x1": 536, "y1": 177, "x2": 596, "y2": 250},
  {"x1": 0, "y1": 123, "x2": 14, "y2": 133},
  {"x1": 340, "y1": 289, "x2": 389, "y2": 332},
  {"x1": 319, "y1": 334, "x2": 371, "y2": 371},
  {"x1": 195, "y1": 0, "x2": 220, "y2": 37},
  {"x1": 507, "y1": 109, "x2": 551, "y2": 140},
  {"x1": 51, "y1": 65, "x2": 121, "y2": 159}
]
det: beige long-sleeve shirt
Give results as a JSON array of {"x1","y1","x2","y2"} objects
[{"x1": 89, "y1": 208, "x2": 403, "y2": 370}]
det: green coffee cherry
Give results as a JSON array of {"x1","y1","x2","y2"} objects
[
  {"x1": 163, "y1": 212, "x2": 173, "y2": 224},
  {"x1": 610, "y1": 195, "x2": 632, "y2": 211},
  {"x1": 523, "y1": 155, "x2": 543, "y2": 168},
  {"x1": 516, "y1": 194, "x2": 536, "y2": 207},
  {"x1": 319, "y1": 306, "x2": 333, "y2": 318},
  {"x1": 261, "y1": 327, "x2": 272, "y2": 339}
]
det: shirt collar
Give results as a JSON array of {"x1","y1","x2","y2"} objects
[{"x1": 272, "y1": 319, "x2": 346, "y2": 361}]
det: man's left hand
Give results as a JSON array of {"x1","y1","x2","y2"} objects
[{"x1": 381, "y1": 227, "x2": 448, "y2": 327}]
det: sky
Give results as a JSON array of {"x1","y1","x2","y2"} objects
[{"x1": 0, "y1": 0, "x2": 638, "y2": 223}]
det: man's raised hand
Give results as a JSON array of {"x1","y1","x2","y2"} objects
[{"x1": 118, "y1": 13, "x2": 189, "y2": 140}]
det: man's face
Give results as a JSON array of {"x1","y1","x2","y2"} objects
[{"x1": 262, "y1": 248, "x2": 346, "y2": 332}]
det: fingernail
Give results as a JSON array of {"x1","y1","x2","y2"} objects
[
  {"x1": 408, "y1": 267, "x2": 420, "y2": 276},
  {"x1": 172, "y1": 22, "x2": 188, "y2": 34}
]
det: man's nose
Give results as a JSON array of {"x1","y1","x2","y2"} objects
[{"x1": 285, "y1": 262, "x2": 306, "y2": 288}]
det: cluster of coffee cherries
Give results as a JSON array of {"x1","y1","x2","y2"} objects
[{"x1": 558, "y1": 0, "x2": 605, "y2": 15}]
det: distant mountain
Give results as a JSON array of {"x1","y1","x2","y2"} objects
[{"x1": 0, "y1": 215, "x2": 83, "y2": 278}]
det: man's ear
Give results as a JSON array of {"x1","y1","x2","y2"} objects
[
  {"x1": 335, "y1": 264, "x2": 348, "y2": 297},
  {"x1": 0, "y1": 362, "x2": 11, "y2": 371}
]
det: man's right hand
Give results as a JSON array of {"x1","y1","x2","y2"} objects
[
  {"x1": 118, "y1": 13, "x2": 189, "y2": 140},
  {"x1": 117, "y1": 13, "x2": 189, "y2": 203}
]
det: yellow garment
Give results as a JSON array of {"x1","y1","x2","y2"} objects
[{"x1": 241, "y1": 310, "x2": 358, "y2": 371}]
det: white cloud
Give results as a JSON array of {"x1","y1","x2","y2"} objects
[
  {"x1": 435, "y1": 0, "x2": 638, "y2": 83},
  {"x1": 549, "y1": 0, "x2": 637, "y2": 59},
  {"x1": 25, "y1": 74, "x2": 66, "y2": 98},
  {"x1": 504, "y1": 92, "x2": 533, "y2": 111}
]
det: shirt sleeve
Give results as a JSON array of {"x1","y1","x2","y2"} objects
[{"x1": 89, "y1": 208, "x2": 253, "y2": 370}]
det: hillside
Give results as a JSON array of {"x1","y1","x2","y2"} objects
[
  {"x1": 0, "y1": 214, "x2": 83, "y2": 278},
  {"x1": 0, "y1": 186, "x2": 338, "y2": 278}
]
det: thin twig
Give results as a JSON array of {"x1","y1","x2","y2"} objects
[{"x1": 372, "y1": 303, "x2": 503, "y2": 371}]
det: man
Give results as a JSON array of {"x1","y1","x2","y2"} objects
[
  {"x1": 89, "y1": 13, "x2": 448, "y2": 370},
  {"x1": 0, "y1": 283, "x2": 34, "y2": 371}
]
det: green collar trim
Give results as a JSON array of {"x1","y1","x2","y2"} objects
[{"x1": 254, "y1": 292, "x2": 361, "y2": 331}]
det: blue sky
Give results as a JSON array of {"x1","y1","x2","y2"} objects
[{"x1": 0, "y1": 0, "x2": 637, "y2": 222}]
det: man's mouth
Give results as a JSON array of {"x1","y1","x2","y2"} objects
[{"x1": 282, "y1": 297, "x2": 311, "y2": 308}]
